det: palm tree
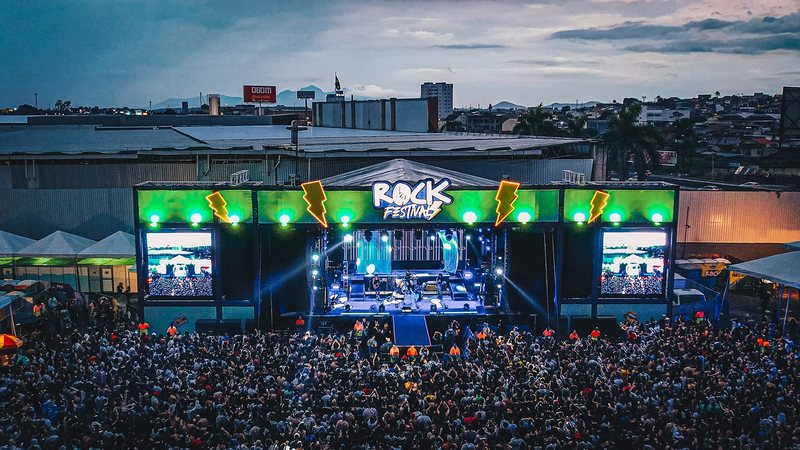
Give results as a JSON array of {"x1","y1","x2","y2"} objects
[
  {"x1": 513, "y1": 103, "x2": 559, "y2": 136},
  {"x1": 565, "y1": 115, "x2": 589, "y2": 138},
  {"x1": 603, "y1": 102, "x2": 664, "y2": 181}
]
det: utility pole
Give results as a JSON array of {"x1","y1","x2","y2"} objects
[{"x1": 34, "y1": 93, "x2": 38, "y2": 109}]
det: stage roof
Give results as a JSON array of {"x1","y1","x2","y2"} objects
[
  {"x1": 0, "y1": 231, "x2": 36, "y2": 256},
  {"x1": 16, "y1": 231, "x2": 96, "y2": 257},
  {"x1": 786, "y1": 241, "x2": 800, "y2": 251},
  {"x1": 320, "y1": 158, "x2": 498, "y2": 187},
  {"x1": 729, "y1": 252, "x2": 800, "y2": 289}
]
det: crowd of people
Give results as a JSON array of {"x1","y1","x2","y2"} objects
[
  {"x1": 147, "y1": 276, "x2": 213, "y2": 297},
  {"x1": 1, "y1": 315, "x2": 798, "y2": 449},
  {"x1": 600, "y1": 274, "x2": 664, "y2": 295}
]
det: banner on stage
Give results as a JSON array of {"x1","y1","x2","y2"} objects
[{"x1": 372, "y1": 178, "x2": 453, "y2": 221}]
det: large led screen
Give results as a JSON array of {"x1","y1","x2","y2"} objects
[
  {"x1": 601, "y1": 231, "x2": 665, "y2": 296},
  {"x1": 146, "y1": 232, "x2": 213, "y2": 297}
]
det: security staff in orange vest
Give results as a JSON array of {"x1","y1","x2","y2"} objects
[
  {"x1": 389, "y1": 344, "x2": 400, "y2": 359},
  {"x1": 449, "y1": 345, "x2": 461, "y2": 357},
  {"x1": 167, "y1": 323, "x2": 178, "y2": 336},
  {"x1": 406, "y1": 345, "x2": 418, "y2": 358}
]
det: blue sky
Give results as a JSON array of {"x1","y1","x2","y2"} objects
[{"x1": 1, "y1": 0, "x2": 798, "y2": 108}]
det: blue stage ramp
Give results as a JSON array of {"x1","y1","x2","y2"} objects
[{"x1": 392, "y1": 315, "x2": 432, "y2": 346}]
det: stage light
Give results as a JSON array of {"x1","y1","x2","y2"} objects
[
  {"x1": 312, "y1": 269, "x2": 319, "y2": 276},
  {"x1": 381, "y1": 233, "x2": 389, "y2": 242},
  {"x1": 430, "y1": 235, "x2": 436, "y2": 241},
  {"x1": 342, "y1": 275, "x2": 349, "y2": 280},
  {"x1": 312, "y1": 254, "x2": 320, "y2": 262},
  {"x1": 190, "y1": 213, "x2": 202, "y2": 226},
  {"x1": 464, "y1": 271, "x2": 474, "y2": 280},
  {"x1": 573, "y1": 212, "x2": 586, "y2": 223},
  {"x1": 651, "y1": 213, "x2": 663, "y2": 224},
  {"x1": 609, "y1": 212, "x2": 621, "y2": 223},
  {"x1": 229, "y1": 215, "x2": 240, "y2": 226},
  {"x1": 149, "y1": 215, "x2": 160, "y2": 227},
  {"x1": 386, "y1": 246, "x2": 392, "y2": 253},
  {"x1": 343, "y1": 234, "x2": 354, "y2": 243},
  {"x1": 340, "y1": 215, "x2": 351, "y2": 226},
  {"x1": 366, "y1": 264, "x2": 376, "y2": 275},
  {"x1": 495, "y1": 268, "x2": 503, "y2": 276},
  {"x1": 466, "y1": 235, "x2": 471, "y2": 240},
  {"x1": 517, "y1": 211, "x2": 531, "y2": 224},
  {"x1": 463, "y1": 211, "x2": 477, "y2": 225},
  {"x1": 356, "y1": 258, "x2": 361, "y2": 266},
  {"x1": 279, "y1": 214, "x2": 290, "y2": 227}
]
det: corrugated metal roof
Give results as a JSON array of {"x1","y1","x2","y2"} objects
[
  {"x1": 678, "y1": 191, "x2": 800, "y2": 244},
  {"x1": 0, "y1": 125, "x2": 201, "y2": 154}
]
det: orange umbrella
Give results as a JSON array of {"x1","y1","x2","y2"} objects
[{"x1": 0, "y1": 334, "x2": 23, "y2": 350}]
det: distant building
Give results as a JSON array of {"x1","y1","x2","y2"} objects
[
  {"x1": 421, "y1": 82, "x2": 454, "y2": 120},
  {"x1": 637, "y1": 105, "x2": 691, "y2": 125},
  {"x1": 208, "y1": 94, "x2": 220, "y2": 116},
  {"x1": 312, "y1": 97, "x2": 438, "y2": 132}
]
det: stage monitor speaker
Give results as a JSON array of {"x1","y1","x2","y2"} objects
[
  {"x1": 464, "y1": 303, "x2": 470, "y2": 310},
  {"x1": 345, "y1": 304, "x2": 351, "y2": 312},
  {"x1": 431, "y1": 304, "x2": 437, "y2": 313},
  {"x1": 379, "y1": 304, "x2": 386, "y2": 313}
]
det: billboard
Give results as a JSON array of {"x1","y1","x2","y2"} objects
[
  {"x1": 243, "y1": 85, "x2": 276, "y2": 103},
  {"x1": 657, "y1": 150, "x2": 678, "y2": 166},
  {"x1": 297, "y1": 90, "x2": 316, "y2": 99}
]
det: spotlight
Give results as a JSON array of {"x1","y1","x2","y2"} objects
[
  {"x1": 149, "y1": 215, "x2": 160, "y2": 227},
  {"x1": 464, "y1": 271, "x2": 474, "y2": 280},
  {"x1": 466, "y1": 235, "x2": 471, "y2": 240},
  {"x1": 340, "y1": 215, "x2": 351, "y2": 226},
  {"x1": 381, "y1": 233, "x2": 389, "y2": 242},
  {"x1": 279, "y1": 214, "x2": 290, "y2": 227},
  {"x1": 495, "y1": 268, "x2": 503, "y2": 276},
  {"x1": 573, "y1": 212, "x2": 586, "y2": 223},
  {"x1": 517, "y1": 211, "x2": 531, "y2": 224},
  {"x1": 344, "y1": 234, "x2": 354, "y2": 244},
  {"x1": 190, "y1": 213, "x2": 202, "y2": 225},
  {"x1": 462, "y1": 211, "x2": 477, "y2": 225},
  {"x1": 651, "y1": 213, "x2": 663, "y2": 224},
  {"x1": 312, "y1": 269, "x2": 319, "y2": 276},
  {"x1": 229, "y1": 215, "x2": 240, "y2": 226},
  {"x1": 366, "y1": 264, "x2": 376, "y2": 275},
  {"x1": 430, "y1": 235, "x2": 436, "y2": 241},
  {"x1": 312, "y1": 254, "x2": 320, "y2": 262},
  {"x1": 609, "y1": 213, "x2": 621, "y2": 223}
]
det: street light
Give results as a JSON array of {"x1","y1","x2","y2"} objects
[{"x1": 287, "y1": 120, "x2": 308, "y2": 185}]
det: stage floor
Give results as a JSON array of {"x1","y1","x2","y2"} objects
[{"x1": 323, "y1": 298, "x2": 484, "y2": 316}]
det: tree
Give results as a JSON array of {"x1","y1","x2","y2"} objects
[
  {"x1": 54, "y1": 99, "x2": 72, "y2": 113},
  {"x1": 15, "y1": 104, "x2": 39, "y2": 115},
  {"x1": 670, "y1": 118, "x2": 698, "y2": 172},
  {"x1": 603, "y1": 102, "x2": 664, "y2": 181},
  {"x1": 565, "y1": 115, "x2": 589, "y2": 138},
  {"x1": 513, "y1": 103, "x2": 559, "y2": 136}
]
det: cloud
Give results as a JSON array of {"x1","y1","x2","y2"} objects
[
  {"x1": 432, "y1": 43, "x2": 507, "y2": 49},
  {"x1": 627, "y1": 34, "x2": 800, "y2": 54},
  {"x1": 506, "y1": 57, "x2": 601, "y2": 66},
  {"x1": 554, "y1": 13, "x2": 800, "y2": 40}
]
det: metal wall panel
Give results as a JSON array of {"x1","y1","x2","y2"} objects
[
  {"x1": 11, "y1": 163, "x2": 197, "y2": 189},
  {"x1": 0, "y1": 188, "x2": 133, "y2": 240},
  {"x1": 677, "y1": 191, "x2": 800, "y2": 244}
]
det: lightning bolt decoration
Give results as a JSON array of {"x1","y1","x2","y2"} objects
[
  {"x1": 494, "y1": 180, "x2": 520, "y2": 226},
  {"x1": 588, "y1": 190, "x2": 610, "y2": 224},
  {"x1": 301, "y1": 180, "x2": 328, "y2": 227},
  {"x1": 205, "y1": 191, "x2": 231, "y2": 223}
]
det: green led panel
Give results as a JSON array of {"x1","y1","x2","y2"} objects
[
  {"x1": 137, "y1": 190, "x2": 253, "y2": 224},
  {"x1": 564, "y1": 189, "x2": 675, "y2": 223}
]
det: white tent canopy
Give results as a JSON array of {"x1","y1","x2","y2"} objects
[
  {"x1": 16, "y1": 231, "x2": 96, "y2": 257},
  {"x1": 320, "y1": 158, "x2": 498, "y2": 187},
  {"x1": 78, "y1": 231, "x2": 135, "y2": 258},
  {"x1": 0, "y1": 231, "x2": 36, "y2": 256},
  {"x1": 728, "y1": 251, "x2": 800, "y2": 289}
]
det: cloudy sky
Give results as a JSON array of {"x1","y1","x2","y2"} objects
[{"x1": 1, "y1": 0, "x2": 798, "y2": 108}]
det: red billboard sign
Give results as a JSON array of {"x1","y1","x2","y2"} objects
[{"x1": 243, "y1": 85, "x2": 276, "y2": 103}]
